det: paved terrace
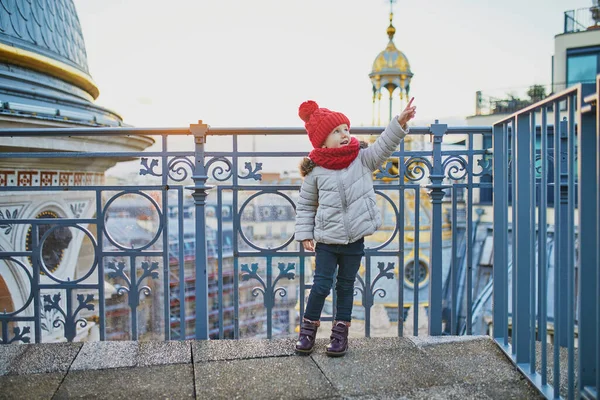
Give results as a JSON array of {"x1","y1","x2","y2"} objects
[{"x1": 0, "y1": 336, "x2": 543, "y2": 399}]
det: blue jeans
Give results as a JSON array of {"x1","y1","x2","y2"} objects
[{"x1": 303, "y1": 238, "x2": 365, "y2": 322}]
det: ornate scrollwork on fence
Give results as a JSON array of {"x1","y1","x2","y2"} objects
[
  {"x1": 139, "y1": 158, "x2": 161, "y2": 177},
  {"x1": 473, "y1": 154, "x2": 493, "y2": 177},
  {"x1": 167, "y1": 157, "x2": 195, "y2": 182},
  {"x1": 206, "y1": 157, "x2": 233, "y2": 182},
  {"x1": 140, "y1": 157, "x2": 196, "y2": 181},
  {"x1": 442, "y1": 156, "x2": 468, "y2": 181},
  {"x1": 42, "y1": 293, "x2": 95, "y2": 342},
  {"x1": 107, "y1": 261, "x2": 159, "y2": 307},
  {"x1": 1, "y1": 326, "x2": 31, "y2": 344},
  {"x1": 0, "y1": 209, "x2": 17, "y2": 235},
  {"x1": 140, "y1": 157, "x2": 263, "y2": 182},
  {"x1": 241, "y1": 262, "x2": 295, "y2": 306},
  {"x1": 375, "y1": 160, "x2": 399, "y2": 180},
  {"x1": 204, "y1": 158, "x2": 264, "y2": 181},
  {"x1": 354, "y1": 262, "x2": 395, "y2": 309},
  {"x1": 239, "y1": 161, "x2": 262, "y2": 181},
  {"x1": 404, "y1": 157, "x2": 433, "y2": 182}
]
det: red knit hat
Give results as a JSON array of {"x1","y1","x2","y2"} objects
[{"x1": 298, "y1": 100, "x2": 351, "y2": 148}]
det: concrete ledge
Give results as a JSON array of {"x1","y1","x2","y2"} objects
[
  {"x1": 70, "y1": 341, "x2": 138, "y2": 371},
  {"x1": 418, "y1": 336, "x2": 522, "y2": 386},
  {"x1": 0, "y1": 336, "x2": 545, "y2": 399},
  {"x1": 194, "y1": 357, "x2": 335, "y2": 399},
  {"x1": 0, "y1": 372, "x2": 64, "y2": 400},
  {"x1": 192, "y1": 337, "x2": 296, "y2": 362},
  {"x1": 0, "y1": 342, "x2": 82, "y2": 376},
  {"x1": 138, "y1": 340, "x2": 191, "y2": 367},
  {"x1": 56, "y1": 364, "x2": 195, "y2": 399},
  {"x1": 407, "y1": 334, "x2": 489, "y2": 348}
]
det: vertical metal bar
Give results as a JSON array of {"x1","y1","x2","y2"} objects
[
  {"x1": 398, "y1": 179, "x2": 405, "y2": 337},
  {"x1": 187, "y1": 121, "x2": 212, "y2": 340},
  {"x1": 66, "y1": 288, "x2": 73, "y2": 342},
  {"x1": 466, "y1": 133, "x2": 474, "y2": 335},
  {"x1": 596, "y1": 78, "x2": 600, "y2": 400},
  {"x1": 514, "y1": 112, "x2": 532, "y2": 363},
  {"x1": 492, "y1": 122, "x2": 507, "y2": 342},
  {"x1": 427, "y1": 121, "x2": 447, "y2": 336},
  {"x1": 451, "y1": 188, "x2": 458, "y2": 335},
  {"x1": 299, "y1": 255, "x2": 305, "y2": 325},
  {"x1": 233, "y1": 258, "x2": 239, "y2": 339},
  {"x1": 540, "y1": 107, "x2": 548, "y2": 385},
  {"x1": 161, "y1": 134, "x2": 170, "y2": 341},
  {"x1": 96, "y1": 191, "x2": 105, "y2": 341},
  {"x1": 233, "y1": 136, "x2": 240, "y2": 339},
  {"x1": 558, "y1": 114, "x2": 570, "y2": 351},
  {"x1": 511, "y1": 118, "x2": 517, "y2": 355},
  {"x1": 266, "y1": 256, "x2": 272, "y2": 339},
  {"x1": 529, "y1": 110, "x2": 537, "y2": 373},
  {"x1": 414, "y1": 190, "x2": 420, "y2": 336},
  {"x1": 558, "y1": 115, "x2": 570, "y2": 351},
  {"x1": 217, "y1": 189, "x2": 224, "y2": 339},
  {"x1": 33, "y1": 224, "x2": 41, "y2": 343},
  {"x1": 365, "y1": 257, "x2": 372, "y2": 338},
  {"x1": 567, "y1": 94, "x2": 576, "y2": 400},
  {"x1": 1, "y1": 322, "x2": 6, "y2": 344},
  {"x1": 503, "y1": 123, "x2": 510, "y2": 345},
  {"x1": 130, "y1": 255, "x2": 137, "y2": 340},
  {"x1": 177, "y1": 188, "x2": 185, "y2": 340},
  {"x1": 553, "y1": 102, "x2": 562, "y2": 399},
  {"x1": 576, "y1": 87, "x2": 599, "y2": 396}
]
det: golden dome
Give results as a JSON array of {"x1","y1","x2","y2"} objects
[
  {"x1": 368, "y1": 12, "x2": 413, "y2": 94},
  {"x1": 371, "y1": 41, "x2": 411, "y2": 75},
  {"x1": 369, "y1": 6, "x2": 414, "y2": 125}
]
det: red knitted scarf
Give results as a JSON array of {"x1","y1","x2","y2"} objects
[{"x1": 308, "y1": 137, "x2": 360, "y2": 170}]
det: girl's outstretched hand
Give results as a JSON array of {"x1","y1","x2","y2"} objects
[{"x1": 398, "y1": 97, "x2": 416, "y2": 129}]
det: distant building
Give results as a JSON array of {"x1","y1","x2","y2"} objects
[
  {"x1": 468, "y1": 6, "x2": 600, "y2": 127},
  {"x1": 461, "y1": 7, "x2": 600, "y2": 207}
]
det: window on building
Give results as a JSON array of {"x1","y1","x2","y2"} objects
[{"x1": 566, "y1": 46, "x2": 600, "y2": 87}]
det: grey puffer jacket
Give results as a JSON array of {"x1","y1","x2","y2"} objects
[{"x1": 295, "y1": 117, "x2": 408, "y2": 245}]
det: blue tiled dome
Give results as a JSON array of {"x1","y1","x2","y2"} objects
[
  {"x1": 0, "y1": 0, "x2": 123, "y2": 126},
  {"x1": 0, "y1": 0, "x2": 90, "y2": 74}
]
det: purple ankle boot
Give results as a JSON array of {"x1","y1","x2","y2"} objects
[
  {"x1": 326, "y1": 321, "x2": 350, "y2": 357},
  {"x1": 295, "y1": 319, "x2": 320, "y2": 354}
]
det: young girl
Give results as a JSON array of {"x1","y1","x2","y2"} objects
[{"x1": 294, "y1": 98, "x2": 416, "y2": 356}]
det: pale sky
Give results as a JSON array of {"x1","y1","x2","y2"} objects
[{"x1": 74, "y1": 0, "x2": 590, "y2": 130}]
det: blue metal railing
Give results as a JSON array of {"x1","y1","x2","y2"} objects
[
  {"x1": 493, "y1": 81, "x2": 599, "y2": 399},
  {"x1": 0, "y1": 122, "x2": 495, "y2": 344},
  {"x1": 564, "y1": 7, "x2": 598, "y2": 34}
]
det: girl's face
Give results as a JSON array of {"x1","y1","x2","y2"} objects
[{"x1": 322, "y1": 124, "x2": 351, "y2": 148}]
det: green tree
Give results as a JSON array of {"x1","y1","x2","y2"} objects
[{"x1": 527, "y1": 85, "x2": 546, "y2": 103}]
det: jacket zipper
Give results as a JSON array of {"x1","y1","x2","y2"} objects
[{"x1": 336, "y1": 170, "x2": 351, "y2": 241}]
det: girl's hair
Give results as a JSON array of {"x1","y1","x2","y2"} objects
[
  {"x1": 299, "y1": 141, "x2": 369, "y2": 177},
  {"x1": 299, "y1": 157, "x2": 316, "y2": 177}
]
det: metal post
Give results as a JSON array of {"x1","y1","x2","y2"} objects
[
  {"x1": 578, "y1": 87, "x2": 598, "y2": 394},
  {"x1": 492, "y1": 122, "x2": 507, "y2": 340},
  {"x1": 514, "y1": 113, "x2": 532, "y2": 363},
  {"x1": 187, "y1": 120, "x2": 213, "y2": 340},
  {"x1": 597, "y1": 79, "x2": 600, "y2": 400},
  {"x1": 427, "y1": 120, "x2": 448, "y2": 336},
  {"x1": 557, "y1": 118, "x2": 569, "y2": 348}
]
